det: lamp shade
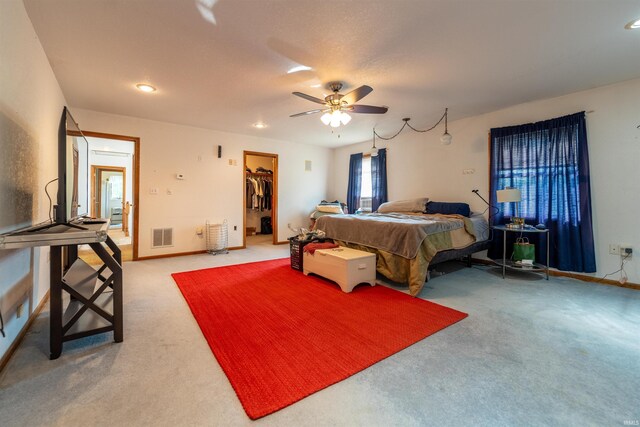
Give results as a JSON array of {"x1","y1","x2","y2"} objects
[
  {"x1": 320, "y1": 113, "x2": 332, "y2": 125},
  {"x1": 496, "y1": 188, "x2": 521, "y2": 203},
  {"x1": 440, "y1": 132, "x2": 452, "y2": 145}
]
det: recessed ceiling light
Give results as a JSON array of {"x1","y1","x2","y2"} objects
[
  {"x1": 136, "y1": 83, "x2": 156, "y2": 92},
  {"x1": 625, "y1": 18, "x2": 640, "y2": 29},
  {"x1": 310, "y1": 83, "x2": 322, "y2": 88},
  {"x1": 253, "y1": 122, "x2": 267, "y2": 129},
  {"x1": 287, "y1": 65, "x2": 312, "y2": 74}
]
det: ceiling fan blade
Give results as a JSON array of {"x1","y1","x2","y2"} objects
[
  {"x1": 340, "y1": 85, "x2": 373, "y2": 105},
  {"x1": 349, "y1": 104, "x2": 389, "y2": 114},
  {"x1": 292, "y1": 92, "x2": 326, "y2": 105},
  {"x1": 290, "y1": 109, "x2": 325, "y2": 117}
]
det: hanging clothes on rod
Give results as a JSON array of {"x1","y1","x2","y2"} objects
[{"x1": 246, "y1": 173, "x2": 273, "y2": 211}]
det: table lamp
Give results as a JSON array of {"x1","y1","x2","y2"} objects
[{"x1": 496, "y1": 187, "x2": 523, "y2": 228}]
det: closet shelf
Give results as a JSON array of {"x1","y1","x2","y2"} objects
[{"x1": 246, "y1": 172, "x2": 273, "y2": 177}]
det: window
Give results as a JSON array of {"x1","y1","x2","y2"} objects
[
  {"x1": 347, "y1": 149, "x2": 387, "y2": 214},
  {"x1": 360, "y1": 156, "x2": 372, "y2": 211},
  {"x1": 488, "y1": 112, "x2": 596, "y2": 272}
]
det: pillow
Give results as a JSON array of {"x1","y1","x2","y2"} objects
[
  {"x1": 319, "y1": 200, "x2": 347, "y2": 213},
  {"x1": 425, "y1": 201, "x2": 471, "y2": 217},
  {"x1": 377, "y1": 197, "x2": 429, "y2": 213},
  {"x1": 316, "y1": 203, "x2": 344, "y2": 214}
]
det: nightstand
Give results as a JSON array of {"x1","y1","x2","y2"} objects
[{"x1": 492, "y1": 225, "x2": 549, "y2": 280}]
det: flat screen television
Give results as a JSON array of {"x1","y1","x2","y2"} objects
[{"x1": 55, "y1": 107, "x2": 89, "y2": 224}]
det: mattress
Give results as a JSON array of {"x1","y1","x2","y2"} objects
[{"x1": 469, "y1": 213, "x2": 490, "y2": 242}]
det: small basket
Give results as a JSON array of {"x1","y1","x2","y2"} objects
[
  {"x1": 206, "y1": 220, "x2": 229, "y2": 255},
  {"x1": 289, "y1": 237, "x2": 327, "y2": 271}
]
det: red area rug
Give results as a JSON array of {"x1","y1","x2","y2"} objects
[{"x1": 172, "y1": 258, "x2": 467, "y2": 419}]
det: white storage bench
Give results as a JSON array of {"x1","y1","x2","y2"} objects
[{"x1": 303, "y1": 247, "x2": 376, "y2": 293}]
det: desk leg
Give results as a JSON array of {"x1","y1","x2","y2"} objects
[
  {"x1": 90, "y1": 241, "x2": 123, "y2": 343},
  {"x1": 113, "y1": 267, "x2": 123, "y2": 343},
  {"x1": 49, "y1": 246, "x2": 63, "y2": 360},
  {"x1": 546, "y1": 231, "x2": 550, "y2": 280},
  {"x1": 502, "y1": 230, "x2": 506, "y2": 279}
]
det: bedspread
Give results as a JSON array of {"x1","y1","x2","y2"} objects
[{"x1": 315, "y1": 213, "x2": 478, "y2": 296}]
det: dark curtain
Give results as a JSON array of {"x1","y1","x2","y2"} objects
[
  {"x1": 346, "y1": 153, "x2": 363, "y2": 214},
  {"x1": 371, "y1": 148, "x2": 388, "y2": 211},
  {"x1": 488, "y1": 111, "x2": 596, "y2": 272}
]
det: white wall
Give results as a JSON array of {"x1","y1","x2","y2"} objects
[
  {"x1": 330, "y1": 78, "x2": 640, "y2": 284},
  {"x1": 0, "y1": 1, "x2": 66, "y2": 359},
  {"x1": 71, "y1": 109, "x2": 332, "y2": 257}
]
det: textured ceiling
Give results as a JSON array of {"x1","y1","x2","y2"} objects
[{"x1": 24, "y1": 0, "x2": 640, "y2": 147}]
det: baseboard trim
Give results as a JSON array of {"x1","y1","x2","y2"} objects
[
  {"x1": 470, "y1": 258, "x2": 639, "y2": 290},
  {"x1": 137, "y1": 246, "x2": 246, "y2": 261},
  {"x1": 275, "y1": 241, "x2": 289, "y2": 245},
  {"x1": 137, "y1": 250, "x2": 208, "y2": 261},
  {"x1": 0, "y1": 290, "x2": 50, "y2": 374}
]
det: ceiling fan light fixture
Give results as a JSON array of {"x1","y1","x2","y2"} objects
[
  {"x1": 320, "y1": 112, "x2": 332, "y2": 125},
  {"x1": 292, "y1": 82, "x2": 386, "y2": 127},
  {"x1": 330, "y1": 110, "x2": 342, "y2": 127}
]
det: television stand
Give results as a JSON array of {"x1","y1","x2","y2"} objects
[{"x1": 0, "y1": 220, "x2": 123, "y2": 359}]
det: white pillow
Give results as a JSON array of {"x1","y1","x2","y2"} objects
[
  {"x1": 377, "y1": 197, "x2": 429, "y2": 213},
  {"x1": 316, "y1": 204, "x2": 344, "y2": 214}
]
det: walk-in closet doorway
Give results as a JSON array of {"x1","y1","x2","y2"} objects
[{"x1": 243, "y1": 151, "x2": 278, "y2": 247}]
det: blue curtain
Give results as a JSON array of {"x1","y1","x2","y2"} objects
[
  {"x1": 346, "y1": 153, "x2": 363, "y2": 214},
  {"x1": 371, "y1": 148, "x2": 388, "y2": 211},
  {"x1": 488, "y1": 111, "x2": 596, "y2": 272}
]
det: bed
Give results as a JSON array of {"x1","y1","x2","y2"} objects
[{"x1": 314, "y1": 211, "x2": 490, "y2": 296}]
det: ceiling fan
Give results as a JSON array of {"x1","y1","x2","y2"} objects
[{"x1": 290, "y1": 82, "x2": 388, "y2": 127}]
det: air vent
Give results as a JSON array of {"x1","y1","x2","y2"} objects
[
  {"x1": 151, "y1": 228, "x2": 173, "y2": 248},
  {"x1": 359, "y1": 197, "x2": 372, "y2": 212}
]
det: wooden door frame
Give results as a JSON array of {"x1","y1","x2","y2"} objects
[
  {"x1": 81, "y1": 130, "x2": 141, "y2": 261},
  {"x1": 91, "y1": 165, "x2": 126, "y2": 228},
  {"x1": 243, "y1": 151, "x2": 278, "y2": 248}
]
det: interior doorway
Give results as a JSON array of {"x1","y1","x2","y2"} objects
[
  {"x1": 78, "y1": 131, "x2": 140, "y2": 263},
  {"x1": 243, "y1": 151, "x2": 278, "y2": 248},
  {"x1": 91, "y1": 166, "x2": 126, "y2": 229}
]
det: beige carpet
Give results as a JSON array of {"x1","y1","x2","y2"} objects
[{"x1": 0, "y1": 245, "x2": 638, "y2": 426}]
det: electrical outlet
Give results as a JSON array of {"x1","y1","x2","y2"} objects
[
  {"x1": 620, "y1": 246, "x2": 633, "y2": 258},
  {"x1": 609, "y1": 244, "x2": 620, "y2": 255}
]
